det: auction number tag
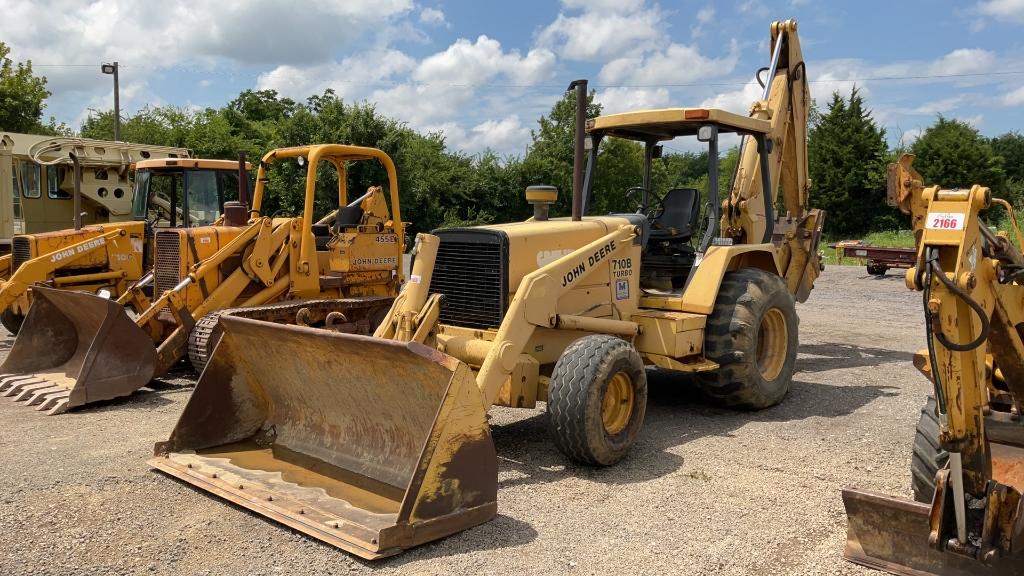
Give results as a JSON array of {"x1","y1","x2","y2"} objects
[{"x1": 926, "y1": 212, "x2": 965, "y2": 231}]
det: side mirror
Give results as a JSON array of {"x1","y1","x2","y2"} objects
[{"x1": 651, "y1": 145, "x2": 663, "y2": 159}]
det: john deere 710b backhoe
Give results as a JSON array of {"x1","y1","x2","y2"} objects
[
  {"x1": 148, "y1": 20, "x2": 824, "y2": 559},
  {"x1": 0, "y1": 144, "x2": 403, "y2": 414}
]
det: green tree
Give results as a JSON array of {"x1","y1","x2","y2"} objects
[
  {"x1": 807, "y1": 88, "x2": 893, "y2": 236},
  {"x1": 990, "y1": 132, "x2": 1024, "y2": 204},
  {"x1": 0, "y1": 41, "x2": 51, "y2": 133},
  {"x1": 911, "y1": 116, "x2": 1006, "y2": 200},
  {"x1": 522, "y1": 89, "x2": 605, "y2": 216}
]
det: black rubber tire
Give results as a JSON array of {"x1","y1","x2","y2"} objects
[
  {"x1": 698, "y1": 268, "x2": 799, "y2": 410},
  {"x1": 1, "y1": 306, "x2": 24, "y2": 335},
  {"x1": 911, "y1": 396, "x2": 948, "y2": 503},
  {"x1": 547, "y1": 335, "x2": 647, "y2": 466},
  {"x1": 866, "y1": 262, "x2": 888, "y2": 276}
]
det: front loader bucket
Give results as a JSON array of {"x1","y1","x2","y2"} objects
[
  {"x1": 148, "y1": 316, "x2": 497, "y2": 559},
  {"x1": 0, "y1": 286, "x2": 156, "y2": 414},
  {"x1": 843, "y1": 488, "x2": 1024, "y2": 575}
]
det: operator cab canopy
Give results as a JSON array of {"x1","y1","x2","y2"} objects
[{"x1": 586, "y1": 107, "x2": 770, "y2": 141}]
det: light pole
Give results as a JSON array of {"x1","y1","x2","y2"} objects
[{"x1": 101, "y1": 62, "x2": 120, "y2": 141}]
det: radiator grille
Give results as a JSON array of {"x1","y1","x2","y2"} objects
[
  {"x1": 11, "y1": 237, "x2": 31, "y2": 272},
  {"x1": 154, "y1": 232, "x2": 182, "y2": 297},
  {"x1": 430, "y1": 230, "x2": 508, "y2": 329}
]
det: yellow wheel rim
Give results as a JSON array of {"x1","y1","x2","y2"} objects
[
  {"x1": 757, "y1": 308, "x2": 788, "y2": 381},
  {"x1": 602, "y1": 372, "x2": 635, "y2": 435}
]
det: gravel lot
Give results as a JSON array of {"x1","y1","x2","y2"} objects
[{"x1": 0, "y1": 264, "x2": 931, "y2": 575}]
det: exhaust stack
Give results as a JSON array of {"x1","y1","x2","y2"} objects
[{"x1": 567, "y1": 79, "x2": 587, "y2": 221}]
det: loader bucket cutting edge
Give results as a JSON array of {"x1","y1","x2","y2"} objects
[
  {"x1": 0, "y1": 286, "x2": 156, "y2": 414},
  {"x1": 842, "y1": 488, "x2": 1024, "y2": 576},
  {"x1": 148, "y1": 316, "x2": 497, "y2": 559}
]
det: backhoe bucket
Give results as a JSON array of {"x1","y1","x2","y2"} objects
[
  {"x1": 0, "y1": 286, "x2": 156, "y2": 414},
  {"x1": 148, "y1": 316, "x2": 497, "y2": 559},
  {"x1": 844, "y1": 444, "x2": 1024, "y2": 575}
]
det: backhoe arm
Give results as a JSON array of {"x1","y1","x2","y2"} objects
[
  {"x1": 908, "y1": 181, "x2": 1024, "y2": 561},
  {"x1": 724, "y1": 19, "x2": 823, "y2": 301}
]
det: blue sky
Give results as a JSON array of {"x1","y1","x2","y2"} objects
[{"x1": 5, "y1": 0, "x2": 1024, "y2": 156}]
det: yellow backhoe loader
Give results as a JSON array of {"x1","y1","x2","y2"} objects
[
  {"x1": 0, "y1": 144, "x2": 403, "y2": 414},
  {"x1": 842, "y1": 155, "x2": 1024, "y2": 575},
  {"x1": 148, "y1": 19, "x2": 823, "y2": 560},
  {"x1": 0, "y1": 158, "x2": 247, "y2": 334}
]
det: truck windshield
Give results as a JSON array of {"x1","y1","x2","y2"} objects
[
  {"x1": 185, "y1": 169, "x2": 220, "y2": 226},
  {"x1": 133, "y1": 169, "x2": 184, "y2": 227}
]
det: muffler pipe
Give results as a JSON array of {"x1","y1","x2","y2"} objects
[{"x1": 567, "y1": 79, "x2": 587, "y2": 221}]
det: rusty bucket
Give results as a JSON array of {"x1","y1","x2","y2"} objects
[
  {"x1": 0, "y1": 286, "x2": 156, "y2": 414},
  {"x1": 148, "y1": 316, "x2": 497, "y2": 559},
  {"x1": 843, "y1": 443, "x2": 1024, "y2": 575}
]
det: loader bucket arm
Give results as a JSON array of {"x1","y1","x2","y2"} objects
[
  {"x1": 149, "y1": 317, "x2": 496, "y2": 559},
  {"x1": 0, "y1": 286, "x2": 156, "y2": 414}
]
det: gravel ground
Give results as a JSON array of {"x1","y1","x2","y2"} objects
[{"x1": 0, "y1": 264, "x2": 931, "y2": 576}]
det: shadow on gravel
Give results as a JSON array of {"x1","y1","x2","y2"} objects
[
  {"x1": 796, "y1": 342, "x2": 914, "y2": 373},
  {"x1": 56, "y1": 380, "x2": 194, "y2": 415},
  {"x1": 368, "y1": 514, "x2": 538, "y2": 566},
  {"x1": 488, "y1": 368, "x2": 897, "y2": 492}
]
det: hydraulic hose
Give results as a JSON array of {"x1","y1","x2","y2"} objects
[{"x1": 923, "y1": 247, "x2": 993, "y2": 414}]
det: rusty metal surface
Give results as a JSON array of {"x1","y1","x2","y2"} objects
[
  {"x1": 992, "y1": 443, "x2": 1024, "y2": 491},
  {"x1": 151, "y1": 316, "x2": 497, "y2": 557},
  {"x1": 0, "y1": 286, "x2": 155, "y2": 414},
  {"x1": 843, "y1": 488, "x2": 1024, "y2": 575}
]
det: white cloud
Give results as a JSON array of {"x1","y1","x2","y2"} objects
[
  {"x1": 898, "y1": 127, "x2": 923, "y2": 147},
  {"x1": 927, "y1": 48, "x2": 996, "y2": 76},
  {"x1": 420, "y1": 7, "x2": 446, "y2": 25},
  {"x1": 538, "y1": 2, "x2": 664, "y2": 61},
  {"x1": 413, "y1": 35, "x2": 555, "y2": 86},
  {"x1": 438, "y1": 115, "x2": 531, "y2": 155},
  {"x1": 700, "y1": 80, "x2": 762, "y2": 115},
  {"x1": 595, "y1": 87, "x2": 670, "y2": 114},
  {"x1": 738, "y1": 0, "x2": 769, "y2": 16},
  {"x1": 691, "y1": 6, "x2": 715, "y2": 39},
  {"x1": 599, "y1": 40, "x2": 740, "y2": 86},
  {"x1": 257, "y1": 49, "x2": 416, "y2": 100},
  {"x1": 1003, "y1": 85, "x2": 1024, "y2": 105},
  {"x1": 912, "y1": 95, "x2": 967, "y2": 115},
  {"x1": 977, "y1": 0, "x2": 1024, "y2": 23}
]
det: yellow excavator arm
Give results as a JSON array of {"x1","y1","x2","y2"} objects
[
  {"x1": 843, "y1": 158, "x2": 1024, "y2": 574},
  {"x1": 724, "y1": 19, "x2": 823, "y2": 301}
]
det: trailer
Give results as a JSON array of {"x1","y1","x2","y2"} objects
[{"x1": 829, "y1": 240, "x2": 915, "y2": 276}]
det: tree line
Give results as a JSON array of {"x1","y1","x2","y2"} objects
[{"x1": 4, "y1": 41, "x2": 1021, "y2": 238}]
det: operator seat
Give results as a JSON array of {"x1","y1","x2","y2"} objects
[{"x1": 650, "y1": 188, "x2": 700, "y2": 241}]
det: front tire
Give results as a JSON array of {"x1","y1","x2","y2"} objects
[
  {"x1": 547, "y1": 335, "x2": 647, "y2": 466},
  {"x1": 698, "y1": 268, "x2": 798, "y2": 409}
]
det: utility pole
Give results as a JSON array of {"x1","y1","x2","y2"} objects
[{"x1": 101, "y1": 62, "x2": 120, "y2": 141}]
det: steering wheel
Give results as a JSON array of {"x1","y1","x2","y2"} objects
[{"x1": 625, "y1": 186, "x2": 666, "y2": 221}]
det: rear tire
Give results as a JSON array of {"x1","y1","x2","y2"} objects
[
  {"x1": 1, "y1": 306, "x2": 23, "y2": 335},
  {"x1": 698, "y1": 268, "x2": 798, "y2": 409},
  {"x1": 911, "y1": 396, "x2": 948, "y2": 503},
  {"x1": 547, "y1": 335, "x2": 647, "y2": 466}
]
